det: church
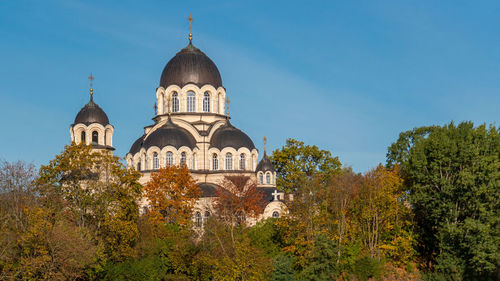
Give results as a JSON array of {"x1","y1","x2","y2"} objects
[{"x1": 68, "y1": 20, "x2": 287, "y2": 224}]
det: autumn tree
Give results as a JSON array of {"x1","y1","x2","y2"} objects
[
  {"x1": 144, "y1": 165, "x2": 200, "y2": 226},
  {"x1": 352, "y1": 165, "x2": 410, "y2": 260},
  {"x1": 0, "y1": 160, "x2": 38, "y2": 279},
  {"x1": 325, "y1": 167, "x2": 362, "y2": 262},
  {"x1": 35, "y1": 143, "x2": 143, "y2": 264},
  {"x1": 214, "y1": 176, "x2": 263, "y2": 241}
]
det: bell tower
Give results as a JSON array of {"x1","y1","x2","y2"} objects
[{"x1": 70, "y1": 73, "x2": 115, "y2": 152}]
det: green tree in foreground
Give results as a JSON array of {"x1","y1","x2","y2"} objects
[
  {"x1": 271, "y1": 138, "x2": 341, "y2": 193},
  {"x1": 389, "y1": 121, "x2": 500, "y2": 280}
]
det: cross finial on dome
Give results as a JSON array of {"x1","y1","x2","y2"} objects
[
  {"x1": 187, "y1": 13, "x2": 193, "y2": 43},
  {"x1": 264, "y1": 136, "x2": 267, "y2": 154},
  {"x1": 153, "y1": 102, "x2": 157, "y2": 115},
  {"x1": 88, "y1": 72, "x2": 94, "y2": 100}
]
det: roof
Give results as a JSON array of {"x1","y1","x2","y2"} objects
[
  {"x1": 198, "y1": 183, "x2": 218, "y2": 198},
  {"x1": 74, "y1": 97, "x2": 109, "y2": 126},
  {"x1": 128, "y1": 134, "x2": 145, "y2": 154},
  {"x1": 160, "y1": 42, "x2": 223, "y2": 88},
  {"x1": 256, "y1": 151, "x2": 275, "y2": 172},
  {"x1": 210, "y1": 121, "x2": 256, "y2": 150},
  {"x1": 128, "y1": 120, "x2": 197, "y2": 154}
]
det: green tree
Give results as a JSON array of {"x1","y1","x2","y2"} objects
[
  {"x1": 269, "y1": 254, "x2": 295, "y2": 281},
  {"x1": 390, "y1": 122, "x2": 500, "y2": 279},
  {"x1": 299, "y1": 234, "x2": 339, "y2": 281},
  {"x1": 271, "y1": 138, "x2": 341, "y2": 194}
]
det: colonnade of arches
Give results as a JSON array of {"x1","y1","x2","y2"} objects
[
  {"x1": 128, "y1": 146, "x2": 259, "y2": 172},
  {"x1": 257, "y1": 171, "x2": 276, "y2": 185},
  {"x1": 71, "y1": 123, "x2": 113, "y2": 147},
  {"x1": 156, "y1": 85, "x2": 226, "y2": 115}
]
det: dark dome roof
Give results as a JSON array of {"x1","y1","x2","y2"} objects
[
  {"x1": 210, "y1": 121, "x2": 256, "y2": 150},
  {"x1": 129, "y1": 134, "x2": 145, "y2": 154},
  {"x1": 74, "y1": 97, "x2": 109, "y2": 125},
  {"x1": 141, "y1": 120, "x2": 197, "y2": 151},
  {"x1": 256, "y1": 152, "x2": 275, "y2": 172},
  {"x1": 198, "y1": 183, "x2": 218, "y2": 198},
  {"x1": 160, "y1": 42, "x2": 222, "y2": 88}
]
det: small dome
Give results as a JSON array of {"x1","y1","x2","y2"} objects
[
  {"x1": 142, "y1": 120, "x2": 197, "y2": 150},
  {"x1": 74, "y1": 98, "x2": 109, "y2": 125},
  {"x1": 160, "y1": 42, "x2": 222, "y2": 88},
  {"x1": 129, "y1": 134, "x2": 145, "y2": 155},
  {"x1": 256, "y1": 152, "x2": 275, "y2": 172},
  {"x1": 210, "y1": 121, "x2": 256, "y2": 150}
]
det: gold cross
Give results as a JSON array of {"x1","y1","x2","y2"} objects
[
  {"x1": 187, "y1": 13, "x2": 193, "y2": 42},
  {"x1": 88, "y1": 72, "x2": 94, "y2": 98},
  {"x1": 225, "y1": 96, "x2": 230, "y2": 117},
  {"x1": 88, "y1": 72, "x2": 94, "y2": 88},
  {"x1": 264, "y1": 136, "x2": 267, "y2": 152},
  {"x1": 153, "y1": 102, "x2": 157, "y2": 115}
]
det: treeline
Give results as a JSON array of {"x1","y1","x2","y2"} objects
[{"x1": 0, "y1": 121, "x2": 498, "y2": 280}]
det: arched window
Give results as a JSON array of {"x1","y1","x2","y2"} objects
[
  {"x1": 166, "y1": 152, "x2": 173, "y2": 167},
  {"x1": 180, "y1": 152, "x2": 187, "y2": 166},
  {"x1": 92, "y1": 131, "x2": 98, "y2": 144},
  {"x1": 187, "y1": 91, "x2": 195, "y2": 112},
  {"x1": 212, "y1": 154, "x2": 218, "y2": 170},
  {"x1": 137, "y1": 162, "x2": 141, "y2": 171},
  {"x1": 259, "y1": 173, "x2": 263, "y2": 184},
  {"x1": 272, "y1": 211, "x2": 280, "y2": 218},
  {"x1": 204, "y1": 211, "x2": 210, "y2": 222},
  {"x1": 80, "y1": 131, "x2": 86, "y2": 144},
  {"x1": 266, "y1": 172, "x2": 271, "y2": 184},
  {"x1": 239, "y1": 154, "x2": 246, "y2": 170},
  {"x1": 203, "y1": 92, "x2": 210, "y2": 112},
  {"x1": 153, "y1": 152, "x2": 159, "y2": 170},
  {"x1": 225, "y1": 153, "x2": 233, "y2": 170},
  {"x1": 172, "y1": 92, "x2": 179, "y2": 112},
  {"x1": 195, "y1": 211, "x2": 202, "y2": 227}
]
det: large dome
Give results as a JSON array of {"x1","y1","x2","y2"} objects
[
  {"x1": 160, "y1": 42, "x2": 222, "y2": 88},
  {"x1": 74, "y1": 98, "x2": 109, "y2": 125},
  {"x1": 129, "y1": 120, "x2": 197, "y2": 154},
  {"x1": 210, "y1": 121, "x2": 256, "y2": 150}
]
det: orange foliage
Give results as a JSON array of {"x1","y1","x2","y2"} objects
[
  {"x1": 215, "y1": 176, "x2": 263, "y2": 226},
  {"x1": 144, "y1": 165, "x2": 200, "y2": 226}
]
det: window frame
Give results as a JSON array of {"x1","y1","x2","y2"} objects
[
  {"x1": 172, "y1": 92, "x2": 180, "y2": 112},
  {"x1": 212, "y1": 153, "x2": 218, "y2": 170},
  {"x1": 153, "y1": 152, "x2": 159, "y2": 170},
  {"x1": 203, "y1": 92, "x2": 210, "y2": 112},
  {"x1": 166, "y1": 151, "x2": 173, "y2": 167},
  {"x1": 180, "y1": 152, "x2": 187, "y2": 166},
  {"x1": 187, "y1": 91, "x2": 195, "y2": 112},
  {"x1": 225, "y1": 153, "x2": 233, "y2": 170}
]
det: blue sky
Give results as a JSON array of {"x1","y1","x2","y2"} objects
[{"x1": 1, "y1": 0, "x2": 498, "y2": 172}]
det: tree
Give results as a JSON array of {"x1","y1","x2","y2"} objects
[
  {"x1": 325, "y1": 168, "x2": 362, "y2": 262},
  {"x1": 352, "y1": 165, "x2": 407, "y2": 259},
  {"x1": 215, "y1": 176, "x2": 263, "y2": 244},
  {"x1": 35, "y1": 143, "x2": 143, "y2": 264},
  {"x1": 299, "y1": 234, "x2": 339, "y2": 281},
  {"x1": 271, "y1": 138, "x2": 341, "y2": 194},
  {"x1": 0, "y1": 160, "x2": 38, "y2": 279},
  {"x1": 389, "y1": 122, "x2": 500, "y2": 279},
  {"x1": 144, "y1": 165, "x2": 200, "y2": 226}
]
